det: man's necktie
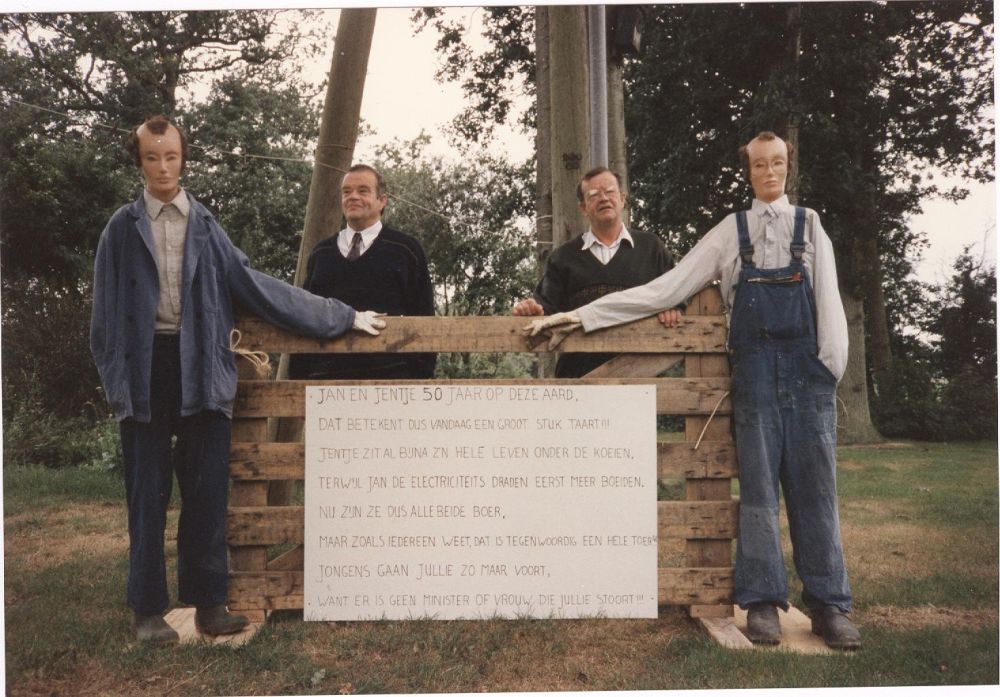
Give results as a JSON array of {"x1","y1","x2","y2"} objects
[{"x1": 347, "y1": 232, "x2": 363, "y2": 261}]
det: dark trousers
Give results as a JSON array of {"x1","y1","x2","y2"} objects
[{"x1": 119, "y1": 334, "x2": 231, "y2": 616}]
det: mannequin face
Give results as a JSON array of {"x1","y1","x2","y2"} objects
[
  {"x1": 137, "y1": 124, "x2": 183, "y2": 202},
  {"x1": 747, "y1": 137, "x2": 788, "y2": 203}
]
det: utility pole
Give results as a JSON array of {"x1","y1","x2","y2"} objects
[
  {"x1": 588, "y1": 5, "x2": 608, "y2": 167},
  {"x1": 295, "y1": 8, "x2": 378, "y2": 283},
  {"x1": 269, "y1": 8, "x2": 378, "y2": 505},
  {"x1": 548, "y1": 5, "x2": 591, "y2": 249}
]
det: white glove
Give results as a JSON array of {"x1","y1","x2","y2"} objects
[
  {"x1": 523, "y1": 311, "x2": 582, "y2": 350},
  {"x1": 352, "y1": 310, "x2": 386, "y2": 336}
]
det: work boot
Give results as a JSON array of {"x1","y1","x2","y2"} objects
[
  {"x1": 195, "y1": 604, "x2": 249, "y2": 636},
  {"x1": 810, "y1": 605, "x2": 862, "y2": 650},
  {"x1": 133, "y1": 613, "x2": 179, "y2": 645},
  {"x1": 744, "y1": 603, "x2": 781, "y2": 645}
]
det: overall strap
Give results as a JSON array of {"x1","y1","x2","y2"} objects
[
  {"x1": 735, "y1": 210, "x2": 754, "y2": 267},
  {"x1": 790, "y1": 206, "x2": 807, "y2": 261}
]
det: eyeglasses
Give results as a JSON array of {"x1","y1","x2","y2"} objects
[{"x1": 584, "y1": 187, "x2": 622, "y2": 202}]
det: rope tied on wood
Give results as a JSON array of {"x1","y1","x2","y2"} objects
[{"x1": 229, "y1": 329, "x2": 271, "y2": 379}]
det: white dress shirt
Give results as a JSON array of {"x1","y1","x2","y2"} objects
[
  {"x1": 144, "y1": 188, "x2": 190, "y2": 333},
  {"x1": 337, "y1": 220, "x2": 383, "y2": 258},
  {"x1": 576, "y1": 195, "x2": 849, "y2": 380},
  {"x1": 581, "y1": 226, "x2": 634, "y2": 264}
]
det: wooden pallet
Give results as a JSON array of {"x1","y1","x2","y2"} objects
[
  {"x1": 699, "y1": 606, "x2": 840, "y2": 654},
  {"x1": 225, "y1": 287, "x2": 741, "y2": 643}
]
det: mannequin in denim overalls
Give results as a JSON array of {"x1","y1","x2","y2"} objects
[{"x1": 729, "y1": 206, "x2": 852, "y2": 614}]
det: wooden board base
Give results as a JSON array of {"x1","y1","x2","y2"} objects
[
  {"x1": 164, "y1": 608, "x2": 263, "y2": 647},
  {"x1": 700, "y1": 606, "x2": 842, "y2": 654}
]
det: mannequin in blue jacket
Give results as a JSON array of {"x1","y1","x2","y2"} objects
[{"x1": 91, "y1": 115, "x2": 385, "y2": 644}]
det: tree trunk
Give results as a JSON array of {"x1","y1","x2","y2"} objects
[
  {"x1": 548, "y1": 5, "x2": 590, "y2": 248},
  {"x1": 838, "y1": 291, "x2": 884, "y2": 444},
  {"x1": 856, "y1": 233, "x2": 893, "y2": 384},
  {"x1": 269, "y1": 8, "x2": 378, "y2": 505},
  {"x1": 784, "y1": 3, "x2": 802, "y2": 204}
]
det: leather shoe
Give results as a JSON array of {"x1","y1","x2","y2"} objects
[
  {"x1": 745, "y1": 603, "x2": 781, "y2": 644},
  {"x1": 195, "y1": 604, "x2": 249, "y2": 636},
  {"x1": 133, "y1": 613, "x2": 179, "y2": 645},
  {"x1": 811, "y1": 605, "x2": 861, "y2": 650}
]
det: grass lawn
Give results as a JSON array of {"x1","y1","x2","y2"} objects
[{"x1": 3, "y1": 440, "x2": 998, "y2": 695}]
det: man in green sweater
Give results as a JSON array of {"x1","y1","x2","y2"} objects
[{"x1": 513, "y1": 166, "x2": 682, "y2": 377}]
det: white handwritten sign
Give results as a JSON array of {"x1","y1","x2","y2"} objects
[{"x1": 304, "y1": 384, "x2": 658, "y2": 620}]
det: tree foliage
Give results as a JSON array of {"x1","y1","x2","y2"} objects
[
  {"x1": 874, "y1": 247, "x2": 997, "y2": 440},
  {"x1": 411, "y1": 7, "x2": 535, "y2": 146},
  {"x1": 625, "y1": 2, "x2": 993, "y2": 257},
  {"x1": 182, "y1": 74, "x2": 320, "y2": 281},
  {"x1": 1, "y1": 10, "x2": 326, "y2": 465},
  {"x1": 372, "y1": 135, "x2": 536, "y2": 317}
]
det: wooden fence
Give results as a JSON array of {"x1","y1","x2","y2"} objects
[{"x1": 226, "y1": 286, "x2": 736, "y2": 624}]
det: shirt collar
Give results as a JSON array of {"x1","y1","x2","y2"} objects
[
  {"x1": 582, "y1": 225, "x2": 633, "y2": 250},
  {"x1": 143, "y1": 188, "x2": 189, "y2": 219},
  {"x1": 344, "y1": 219, "x2": 383, "y2": 239},
  {"x1": 751, "y1": 194, "x2": 791, "y2": 219}
]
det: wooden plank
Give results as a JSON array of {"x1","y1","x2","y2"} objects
[
  {"x1": 228, "y1": 500, "x2": 737, "y2": 547},
  {"x1": 584, "y1": 354, "x2": 684, "y2": 378},
  {"x1": 688, "y1": 604, "x2": 735, "y2": 619},
  {"x1": 659, "y1": 500, "x2": 738, "y2": 539},
  {"x1": 230, "y1": 594, "x2": 304, "y2": 612},
  {"x1": 684, "y1": 288, "x2": 735, "y2": 574},
  {"x1": 163, "y1": 607, "x2": 263, "y2": 646},
  {"x1": 231, "y1": 439, "x2": 739, "y2": 482},
  {"x1": 235, "y1": 377, "x2": 731, "y2": 418},
  {"x1": 230, "y1": 442, "x2": 304, "y2": 481},
  {"x1": 227, "y1": 566, "x2": 732, "y2": 609},
  {"x1": 267, "y1": 545, "x2": 304, "y2": 571},
  {"x1": 657, "y1": 441, "x2": 737, "y2": 479},
  {"x1": 229, "y1": 570, "x2": 301, "y2": 599},
  {"x1": 235, "y1": 314, "x2": 727, "y2": 355},
  {"x1": 732, "y1": 606, "x2": 839, "y2": 655},
  {"x1": 698, "y1": 616, "x2": 754, "y2": 649},
  {"x1": 229, "y1": 417, "x2": 269, "y2": 574},
  {"x1": 660, "y1": 567, "x2": 733, "y2": 605},
  {"x1": 228, "y1": 506, "x2": 303, "y2": 546}
]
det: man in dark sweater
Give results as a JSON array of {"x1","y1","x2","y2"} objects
[
  {"x1": 513, "y1": 166, "x2": 682, "y2": 377},
  {"x1": 289, "y1": 164, "x2": 436, "y2": 379}
]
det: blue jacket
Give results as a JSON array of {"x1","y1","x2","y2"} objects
[{"x1": 90, "y1": 192, "x2": 356, "y2": 421}]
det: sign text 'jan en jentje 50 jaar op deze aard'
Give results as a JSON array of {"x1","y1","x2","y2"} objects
[{"x1": 304, "y1": 384, "x2": 658, "y2": 621}]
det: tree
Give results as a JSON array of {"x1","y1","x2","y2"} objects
[
  {"x1": 182, "y1": 74, "x2": 320, "y2": 281},
  {"x1": 412, "y1": 7, "x2": 535, "y2": 147},
  {"x1": 928, "y1": 248, "x2": 997, "y2": 439},
  {"x1": 1, "y1": 10, "x2": 323, "y2": 283},
  {"x1": 373, "y1": 135, "x2": 536, "y2": 317},
  {"x1": 623, "y1": 1, "x2": 993, "y2": 441},
  {"x1": 1, "y1": 10, "x2": 325, "y2": 466}
]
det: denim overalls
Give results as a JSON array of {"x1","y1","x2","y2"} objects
[{"x1": 728, "y1": 206, "x2": 852, "y2": 613}]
